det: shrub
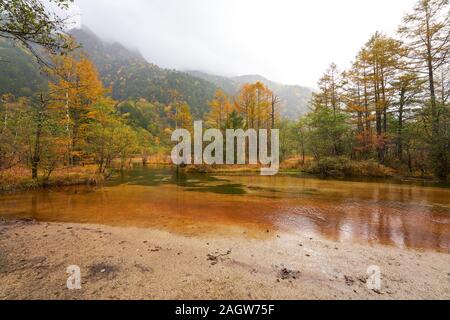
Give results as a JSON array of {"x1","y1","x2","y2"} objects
[{"x1": 306, "y1": 157, "x2": 394, "y2": 178}]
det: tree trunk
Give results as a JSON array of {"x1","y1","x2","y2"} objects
[
  {"x1": 397, "y1": 87, "x2": 405, "y2": 161},
  {"x1": 425, "y1": 7, "x2": 447, "y2": 180},
  {"x1": 32, "y1": 96, "x2": 45, "y2": 180}
]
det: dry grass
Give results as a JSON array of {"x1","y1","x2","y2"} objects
[
  {"x1": 305, "y1": 157, "x2": 395, "y2": 178},
  {"x1": 0, "y1": 165, "x2": 103, "y2": 193}
]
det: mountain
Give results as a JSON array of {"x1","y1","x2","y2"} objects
[
  {"x1": 0, "y1": 26, "x2": 313, "y2": 119},
  {"x1": 0, "y1": 39, "x2": 47, "y2": 97},
  {"x1": 0, "y1": 27, "x2": 219, "y2": 119},
  {"x1": 69, "y1": 27, "x2": 219, "y2": 118},
  {"x1": 187, "y1": 71, "x2": 314, "y2": 118}
]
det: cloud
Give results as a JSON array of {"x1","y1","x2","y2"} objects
[{"x1": 74, "y1": 0, "x2": 416, "y2": 87}]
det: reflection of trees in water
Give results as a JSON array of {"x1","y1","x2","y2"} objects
[
  {"x1": 3, "y1": 167, "x2": 449, "y2": 252},
  {"x1": 286, "y1": 197, "x2": 449, "y2": 252},
  {"x1": 107, "y1": 167, "x2": 246, "y2": 195}
]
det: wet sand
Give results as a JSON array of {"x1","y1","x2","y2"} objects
[{"x1": 0, "y1": 219, "x2": 449, "y2": 300}]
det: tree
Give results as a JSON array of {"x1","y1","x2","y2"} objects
[
  {"x1": 399, "y1": 0, "x2": 450, "y2": 179},
  {"x1": 270, "y1": 93, "x2": 281, "y2": 130},
  {"x1": 234, "y1": 83, "x2": 255, "y2": 129},
  {"x1": 86, "y1": 98, "x2": 136, "y2": 173},
  {"x1": 49, "y1": 54, "x2": 106, "y2": 164},
  {"x1": 171, "y1": 102, "x2": 193, "y2": 132},
  {"x1": 0, "y1": 0, "x2": 74, "y2": 64},
  {"x1": 136, "y1": 128, "x2": 154, "y2": 166},
  {"x1": 360, "y1": 33, "x2": 405, "y2": 162},
  {"x1": 304, "y1": 106, "x2": 351, "y2": 160},
  {"x1": 315, "y1": 63, "x2": 343, "y2": 117},
  {"x1": 228, "y1": 110, "x2": 244, "y2": 130},
  {"x1": 391, "y1": 73, "x2": 425, "y2": 161},
  {"x1": 114, "y1": 124, "x2": 138, "y2": 171},
  {"x1": 344, "y1": 51, "x2": 375, "y2": 158},
  {"x1": 0, "y1": 94, "x2": 29, "y2": 170},
  {"x1": 234, "y1": 82, "x2": 273, "y2": 130},
  {"x1": 207, "y1": 89, "x2": 232, "y2": 130},
  {"x1": 278, "y1": 119, "x2": 300, "y2": 162},
  {"x1": 296, "y1": 118, "x2": 309, "y2": 164}
]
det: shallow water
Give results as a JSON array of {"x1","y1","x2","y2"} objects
[{"x1": 0, "y1": 166, "x2": 449, "y2": 252}]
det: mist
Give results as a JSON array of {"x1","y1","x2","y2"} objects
[{"x1": 73, "y1": 0, "x2": 417, "y2": 87}]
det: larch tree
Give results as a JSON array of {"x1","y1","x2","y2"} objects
[
  {"x1": 359, "y1": 33, "x2": 405, "y2": 162},
  {"x1": 234, "y1": 82, "x2": 273, "y2": 130},
  {"x1": 207, "y1": 89, "x2": 233, "y2": 130},
  {"x1": 315, "y1": 63, "x2": 343, "y2": 118},
  {"x1": 399, "y1": 0, "x2": 450, "y2": 179},
  {"x1": 49, "y1": 54, "x2": 106, "y2": 165}
]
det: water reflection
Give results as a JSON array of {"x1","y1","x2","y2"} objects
[
  {"x1": 108, "y1": 167, "x2": 247, "y2": 194},
  {"x1": 0, "y1": 166, "x2": 448, "y2": 252}
]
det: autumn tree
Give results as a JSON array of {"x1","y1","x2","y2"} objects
[
  {"x1": 207, "y1": 89, "x2": 233, "y2": 130},
  {"x1": 167, "y1": 101, "x2": 193, "y2": 132},
  {"x1": 344, "y1": 51, "x2": 375, "y2": 158},
  {"x1": 0, "y1": 91, "x2": 67, "y2": 179},
  {"x1": 234, "y1": 82, "x2": 273, "y2": 130},
  {"x1": 49, "y1": 54, "x2": 106, "y2": 164},
  {"x1": 361, "y1": 33, "x2": 405, "y2": 162},
  {"x1": 234, "y1": 83, "x2": 255, "y2": 129},
  {"x1": 114, "y1": 125, "x2": 138, "y2": 171}
]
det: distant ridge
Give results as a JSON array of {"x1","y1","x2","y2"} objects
[{"x1": 187, "y1": 70, "x2": 314, "y2": 119}]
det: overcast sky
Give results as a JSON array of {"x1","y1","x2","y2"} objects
[{"x1": 72, "y1": 0, "x2": 417, "y2": 87}]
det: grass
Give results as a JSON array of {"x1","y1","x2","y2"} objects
[
  {"x1": 304, "y1": 157, "x2": 395, "y2": 178},
  {"x1": 0, "y1": 165, "x2": 104, "y2": 193}
]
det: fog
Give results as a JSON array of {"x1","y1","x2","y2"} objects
[{"x1": 73, "y1": 0, "x2": 417, "y2": 87}]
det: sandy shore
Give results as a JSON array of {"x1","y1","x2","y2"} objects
[{"x1": 0, "y1": 218, "x2": 448, "y2": 300}]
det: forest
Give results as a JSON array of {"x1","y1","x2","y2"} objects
[
  {"x1": 282, "y1": 0, "x2": 449, "y2": 181},
  {"x1": 0, "y1": 0, "x2": 449, "y2": 192}
]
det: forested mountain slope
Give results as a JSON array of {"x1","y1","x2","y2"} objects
[
  {"x1": 70, "y1": 28, "x2": 219, "y2": 118},
  {"x1": 187, "y1": 71, "x2": 314, "y2": 118},
  {"x1": 0, "y1": 27, "x2": 220, "y2": 119},
  {"x1": 1, "y1": 26, "x2": 313, "y2": 119},
  {"x1": 0, "y1": 39, "x2": 47, "y2": 97}
]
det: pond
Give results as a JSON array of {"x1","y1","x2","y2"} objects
[{"x1": 0, "y1": 166, "x2": 449, "y2": 252}]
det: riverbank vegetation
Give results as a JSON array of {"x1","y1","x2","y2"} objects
[
  {"x1": 279, "y1": 0, "x2": 449, "y2": 180},
  {"x1": 0, "y1": 0, "x2": 448, "y2": 191},
  {"x1": 0, "y1": 165, "x2": 101, "y2": 193}
]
